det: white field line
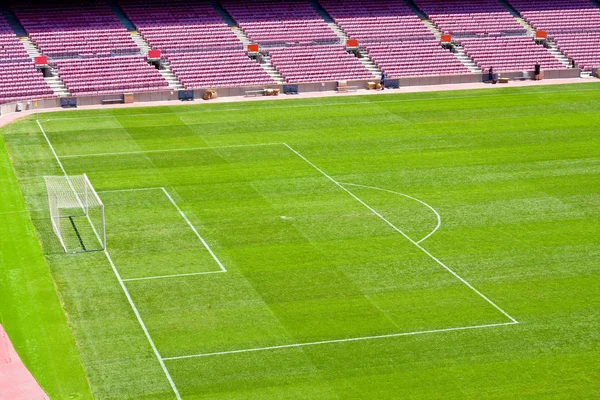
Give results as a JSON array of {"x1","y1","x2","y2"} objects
[
  {"x1": 38, "y1": 120, "x2": 102, "y2": 251},
  {"x1": 98, "y1": 187, "x2": 164, "y2": 194},
  {"x1": 123, "y1": 270, "x2": 225, "y2": 282},
  {"x1": 163, "y1": 321, "x2": 518, "y2": 360},
  {"x1": 339, "y1": 182, "x2": 441, "y2": 244},
  {"x1": 161, "y1": 188, "x2": 227, "y2": 273},
  {"x1": 283, "y1": 143, "x2": 518, "y2": 324},
  {"x1": 59, "y1": 142, "x2": 284, "y2": 159},
  {"x1": 38, "y1": 120, "x2": 182, "y2": 400},
  {"x1": 104, "y1": 251, "x2": 182, "y2": 400},
  {"x1": 99, "y1": 187, "x2": 227, "y2": 280}
]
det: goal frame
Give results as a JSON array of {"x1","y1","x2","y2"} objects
[{"x1": 44, "y1": 174, "x2": 106, "y2": 253}]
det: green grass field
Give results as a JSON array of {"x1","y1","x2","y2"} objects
[{"x1": 1, "y1": 83, "x2": 599, "y2": 399}]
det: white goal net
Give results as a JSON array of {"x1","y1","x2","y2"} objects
[{"x1": 44, "y1": 174, "x2": 105, "y2": 253}]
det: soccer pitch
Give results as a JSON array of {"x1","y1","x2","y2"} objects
[{"x1": 1, "y1": 84, "x2": 599, "y2": 399}]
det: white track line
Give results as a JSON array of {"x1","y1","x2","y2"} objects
[
  {"x1": 161, "y1": 188, "x2": 226, "y2": 273},
  {"x1": 123, "y1": 270, "x2": 225, "y2": 282},
  {"x1": 37, "y1": 120, "x2": 182, "y2": 400},
  {"x1": 163, "y1": 321, "x2": 517, "y2": 360},
  {"x1": 59, "y1": 142, "x2": 283, "y2": 159},
  {"x1": 284, "y1": 143, "x2": 518, "y2": 324},
  {"x1": 339, "y1": 182, "x2": 441, "y2": 244}
]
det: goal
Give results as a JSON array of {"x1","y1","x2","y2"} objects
[{"x1": 44, "y1": 174, "x2": 105, "y2": 253}]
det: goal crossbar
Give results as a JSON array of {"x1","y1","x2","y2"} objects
[{"x1": 44, "y1": 174, "x2": 106, "y2": 253}]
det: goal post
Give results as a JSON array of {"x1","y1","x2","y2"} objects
[{"x1": 44, "y1": 174, "x2": 105, "y2": 253}]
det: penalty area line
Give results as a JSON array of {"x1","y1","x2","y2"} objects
[
  {"x1": 163, "y1": 321, "x2": 518, "y2": 360},
  {"x1": 283, "y1": 143, "x2": 519, "y2": 325}
]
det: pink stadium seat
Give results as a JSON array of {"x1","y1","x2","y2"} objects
[
  {"x1": 119, "y1": 0, "x2": 244, "y2": 53},
  {"x1": 366, "y1": 40, "x2": 470, "y2": 77},
  {"x1": 166, "y1": 50, "x2": 275, "y2": 89},
  {"x1": 413, "y1": 0, "x2": 527, "y2": 36},
  {"x1": 459, "y1": 36, "x2": 564, "y2": 73},
  {"x1": 11, "y1": 1, "x2": 139, "y2": 58},
  {"x1": 221, "y1": 0, "x2": 339, "y2": 46},
  {"x1": 267, "y1": 45, "x2": 372, "y2": 83},
  {"x1": 54, "y1": 56, "x2": 169, "y2": 95}
]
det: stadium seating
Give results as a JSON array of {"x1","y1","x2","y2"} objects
[
  {"x1": 459, "y1": 36, "x2": 564, "y2": 73},
  {"x1": 319, "y1": 0, "x2": 435, "y2": 42},
  {"x1": 166, "y1": 50, "x2": 275, "y2": 88},
  {"x1": 11, "y1": 1, "x2": 139, "y2": 58},
  {"x1": 414, "y1": 0, "x2": 526, "y2": 36},
  {"x1": 507, "y1": 0, "x2": 600, "y2": 34},
  {"x1": 119, "y1": 0, "x2": 243, "y2": 52},
  {"x1": 366, "y1": 40, "x2": 470, "y2": 77},
  {"x1": 508, "y1": 0, "x2": 600, "y2": 71},
  {"x1": 0, "y1": 16, "x2": 30, "y2": 62},
  {"x1": 267, "y1": 45, "x2": 372, "y2": 83},
  {"x1": 220, "y1": 0, "x2": 339, "y2": 46},
  {"x1": 54, "y1": 56, "x2": 168, "y2": 96},
  {"x1": 551, "y1": 33, "x2": 600, "y2": 71},
  {"x1": 0, "y1": 62, "x2": 53, "y2": 104}
]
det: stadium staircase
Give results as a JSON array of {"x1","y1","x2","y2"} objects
[
  {"x1": 498, "y1": 0, "x2": 571, "y2": 70},
  {"x1": 453, "y1": 44, "x2": 482, "y2": 73},
  {"x1": 310, "y1": 0, "x2": 347, "y2": 43},
  {"x1": 497, "y1": 0, "x2": 535, "y2": 35},
  {"x1": 211, "y1": 0, "x2": 250, "y2": 46},
  {"x1": 403, "y1": 0, "x2": 441, "y2": 39},
  {"x1": 310, "y1": 0, "x2": 381, "y2": 78},
  {"x1": 157, "y1": 60, "x2": 184, "y2": 90},
  {"x1": 210, "y1": 0, "x2": 285, "y2": 84},
  {"x1": 403, "y1": 0, "x2": 481, "y2": 73}
]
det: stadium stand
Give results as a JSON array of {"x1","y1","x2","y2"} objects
[
  {"x1": 459, "y1": 36, "x2": 564, "y2": 72},
  {"x1": 0, "y1": 62, "x2": 54, "y2": 104},
  {"x1": 11, "y1": 1, "x2": 139, "y2": 58},
  {"x1": 1, "y1": 15, "x2": 53, "y2": 105},
  {"x1": 508, "y1": 0, "x2": 600, "y2": 71},
  {"x1": 119, "y1": 0, "x2": 243, "y2": 52},
  {"x1": 54, "y1": 56, "x2": 168, "y2": 96},
  {"x1": 366, "y1": 40, "x2": 470, "y2": 77},
  {"x1": 267, "y1": 45, "x2": 372, "y2": 83},
  {"x1": 0, "y1": 16, "x2": 30, "y2": 62},
  {"x1": 414, "y1": 0, "x2": 527, "y2": 36},
  {"x1": 220, "y1": 0, "x2": 339, "y2": 46},
  {"x1": 319, "y1": 0, "x2": 435, "y2": 42},
  {"x1": 507, "y1": 0, "x2": 600, "y2": 34},
  {"x1": 166, "y1": 50, "x2": 275, "y2": 89}
]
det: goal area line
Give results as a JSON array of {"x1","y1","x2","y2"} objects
[{"x1": 97, "y1": 187, "x2": 226, "y2": 282}]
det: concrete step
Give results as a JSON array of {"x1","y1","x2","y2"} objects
[
  {"x1": 310, "y1": 0, "x2": 346, "y2": 42},
  {"x1": 453, "y1": 46, "x2": 482, "y2": 73},
  {"x1": 130, "y1": 32, "x2": 150, "y2": 54},
  {"x1": 546, "y1": 40, "x2": 570, "y2": 67},
  {"x1": 498, "y1": 0, "x2": 535, "y2": 34},
  {"x1": 158, "y1": 60, "x2": 184, "y2": 90},
  {"x1": 357, "y1": 50, "x2": 381, "y2": 78},
  {"x1": 259, "y1": 55, "x2": 285, "y2": 84},
  {"x1": 44, "y1": 76, "x2": 70, "y2": 97},
  {"x1": 231, "y1": 27, "x2": 251, "y2": 45},
  {"x1": 421, "y1": 20, "x2": 441, "y2": 38},
  {"x1": 18, "y1": 37, "x2": 41, "y2": 59}
]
